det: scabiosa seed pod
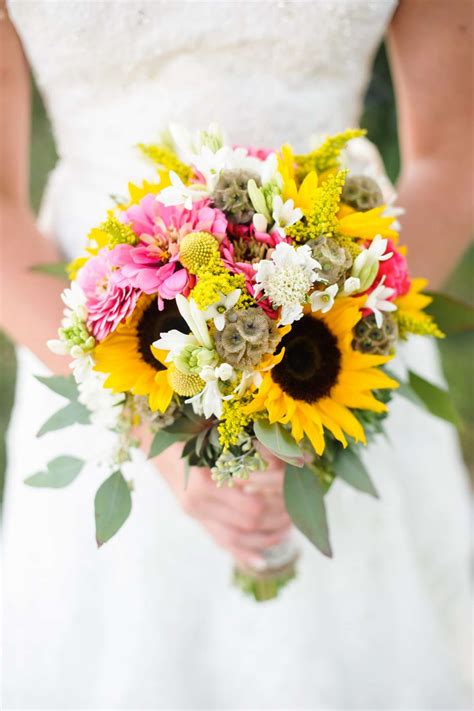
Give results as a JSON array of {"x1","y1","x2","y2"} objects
[
  {"x1": 214, "y1": 308, "x2": 281, "y2": 368},
  {"x1": 308, "y1": 236, "x2": 353, "y2": 286},
  {"x1": 352, "y1": 313, "x2": 398, "y2": 356},
  {"x1": 341, "y1": 175, "x2": 384, "y2": 212},
  {"x1": 212, "y1": 170, "x2": 261, "y2": 224}
]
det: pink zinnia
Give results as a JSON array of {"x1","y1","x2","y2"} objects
[
  {"x1": 371, "y1": 241, "x2": 410, "y2": 298},
  {"x1": 109, "y1": 244, "x2": 192, "y2": 310},
  {"x1": 122, "y1": 195, "x2": 227, "y2": 258},
  {"x1": 76, "y1": 249, "x2": 140, "y2": 341}
]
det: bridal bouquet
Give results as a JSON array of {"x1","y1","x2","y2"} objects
[{"x1": 30, "y1": 125, "x2": 447, "y2": 600}]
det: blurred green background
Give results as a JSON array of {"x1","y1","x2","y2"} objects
[{"x1": 0, "y1": 45, "x2": 472, "y2": 500}]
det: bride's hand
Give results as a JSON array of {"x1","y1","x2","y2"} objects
[{"x1": 155, "y1": 442, "x2": 291, "y2": 570}]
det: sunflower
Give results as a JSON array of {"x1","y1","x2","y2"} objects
[
  {"x1": 338, "y1": 205, "x2": 399, "y2": 241},
  {"x1": 245, "y1": 298, "x2": 398, "y2": 455},
  {"x1": 94, "y1": 295, "x2": 187, "y2": 412}
]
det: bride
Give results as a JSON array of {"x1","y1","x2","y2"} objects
[{"x1": 1, "y1": 1, "x2": 472, "y2": 709}]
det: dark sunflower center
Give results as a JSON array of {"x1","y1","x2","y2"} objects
[
  {"x1": 137, "y1": 299, "x2": 187, "y2": 370},
  {"x1": 272, "y1": 316, "x2": 341, "y2": 403}
]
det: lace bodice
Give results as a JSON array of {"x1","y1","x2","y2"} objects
[{"x1": 9, "y1": 0, "x2": 398, "y2": 256}]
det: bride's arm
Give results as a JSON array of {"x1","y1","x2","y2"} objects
[
  {"x1": 388, "y1": 0, "x2": 472, "y2": 287},
  {"x1": 0, "y1": 5, "x2": 290, "y2": 565},
  {"x1": 0, "y1": 6, "x2": 67, "y2": 372}
]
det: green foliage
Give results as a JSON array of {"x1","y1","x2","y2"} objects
[
  {"x1": 0, "y1": 333, "x2": 16, "y2": 505},
  {"x1": 94, "y1": 470, "x2": 132, "y2": 546},
  {"x1": 148, "y1": 430, "x2": 184, "y2": 459},
  {"x1": 284, "y1": 464, "x2": 332, "y2": 557},
  {"x1": 407, "y1": 371, "x2": 461, "y2": 427},
  {"x1": 35, "y1": 374, "x2": 79, "y2": 400},
  {"x1": 30, "y1": 262, "x2": 69, "y2": 280},
  {"x1": 25, "y1": 456, "x2": 84, "y2": 488},
  {"x1": 426, "y1": 292, "x2": 474, "y2": 336},
  {"x1": 333, "y1": 448, "x2": 378, "y2": 498},
  {"x1": 254, "y1": 420, "x2": 305, "y2": 467},
  {"x1": 35, "y1": 375, "x2": 90, "y2": 436}
]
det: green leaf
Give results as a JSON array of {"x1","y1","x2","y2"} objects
[
  {"x1": 333, "y1": 447, "x2": 378, "y2": 498},
  {"x1": 164, "y1": 416, "x2": 203, "y2": 436},
  {"x1": 148, "y1": 429, "x2": 183, "y2": 459},
  {"x1": 30, "y1": 262, "x2": 69, "y2": 280},
  {"x1": 254, "y1": 420, "x2": 305, "y2": 467},
  {"x1": 426, "y1": 291, "x2": 474, "y2": 335},
  {"x1": 25, "y1": 455, "x2": 84, "y2": 488},
  {"x1": 284, "y1": 464, "x2": 332, "y2": 557},
  {"x1": 183, "y1": 458, "x2": 191, "y2": 490},
  {"x1": 94, "y1": 470, "x2": 132, "y2": 546},
  {"x1": 37, "y1": 401, "x2": 90, "y2": 437},
  {"x1": 35, "y1": 374, "x2": 79, "y2": 401},
  {"x1": 407, "y1": 370, "x2": 461, "y2": 427}
]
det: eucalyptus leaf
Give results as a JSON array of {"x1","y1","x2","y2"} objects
[
  {"x1": 30, "y1": 262, "x2": 69, "y2": 280},
  {"x1": 333, "y1": 447, "x2": 378, "y2": 498},
  {"x1": 284, "y1": 464, "x2": 332, "y2": 557},
  {"x1": 407, "y1": 371, "x2": 461, "y2": 427},
  {"x1": 164, "y1": 416, "x2": 203, "y2": 436},
  {"x1": 254, "y1": 420, "x2": 304, "y2": 467},
  {"x1": 35, "y1": 374, "x2": 79, "y2": 401},
  {"x1": 25, "y1": 455, "x2": 84, "y2": 488},
  {"x1": 182, "y1": 437, "x2": 198, "y2": 459},
  {"x1": 148, "y1": 430, "x2": 183, "y2": 459},
  {"x1": 195, "y1": 428, "x2": 208, "y2": 456},
  {"x1": 426, "y1": 291, "x2": 474, "y2": 335},
  {"x1": 37, "y1": 401, "x2": 90, "y2": 437},
  {"x1": 94, "y1": 470, "x2": 132, "y2": 546}
]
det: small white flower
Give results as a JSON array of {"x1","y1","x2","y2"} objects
[
  {"x1": 47, "y1": 339, "x2": 69, "y2": 356},
  {"x1": 77, "y1": 369, "x2": 125, "y2": 429},
  {"x1": 271, "y1": 195, "x2": 303, "y2": 237},
  {"x1": 156, "y1": 171, "x2": 207, "y2": 209},
  {"x1": 254, "y1": 242, "x2": 322, "y2": 325},
  {"x1": 203, "y1": 289, "x2": 241, "y2": 331},
  {"x1": 310, "y1": 283, "x2": 338, "y2": 314},
  {"x1": 351, "y1": 234, "x2": 393, "y2": 291},
  {"x1": 186, "y1": 363, "x2": 234, "y2": 419},
  {"x1": 61, "y1": 281, "x2": 86, "y2": 312},
  {"x1": 364, "y1": 276, "x2": 397, "y2": 327},
  {"x1": 154, "y1": 295, "x2": 213, "y2": 365},
  {"x1": 343, "y1": 276, "x2": 361, "y2": 295},
  {"x1": 252, "y1": 213, "x2": 268, "y2": 233},
  {"x1": 260, "y1": 153, "x2": 282, "y2": 187}
]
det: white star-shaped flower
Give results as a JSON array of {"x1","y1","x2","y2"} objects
[
  {"x1": 271, "y1": 195, "x2": 303, "y2": 237},
  {"x1": 364, "y1": 276, "x2": 397, "y2": 327},
  {"x1": 310, "y1": 283, "x2": 339, "y2": 314},
  {"x1": 202, "y1": 289, "x2": 241, "y2": 331}
]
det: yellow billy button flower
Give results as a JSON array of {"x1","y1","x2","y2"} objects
[{"x1": 179, "y1": 231, "x2": 220, "y2": 275}]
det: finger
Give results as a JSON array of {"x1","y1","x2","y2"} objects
[
  {"x1": 239, "y1": 470, "x2": 285, "y2": 494},
  {"x1": 203, "y1": 519, "x2": 290, "y2": 552},
  {"x1": 198, "y1": 498, "x2": 263, "y2": 532}
]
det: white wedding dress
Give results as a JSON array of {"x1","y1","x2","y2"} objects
[{"x1": 3, "y1": 1, "x2": 471, "y2": 709}]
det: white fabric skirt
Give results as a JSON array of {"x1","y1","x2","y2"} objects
[{"x1": 2, "y1": 340, "x2": 471, "y2": 710}]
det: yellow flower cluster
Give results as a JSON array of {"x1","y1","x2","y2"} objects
[
  {"x1": 294, "y1": 128, "x2": 365, "y2": 177},
  {"x1": 99, "y1": 216, "x2": 138, "y2": 246},
  {"x1": 67, "y1": 256, "x2": 88, "y2": 280},
  {"x1": 138, "y1": 143, "x2": 193, "y2": 182},
  {"x1": 395, "y1": 312, "x2": 445, "y2": 340},
  {"x1": 287, "y1": 170, "x2": 348, "y2": 242},
  {"x1": 191, "y1": 272, "x2": 248, "y2": 310},
  {"x1": 218, "y1": 396, "x2": 253, "y2": 449}
]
